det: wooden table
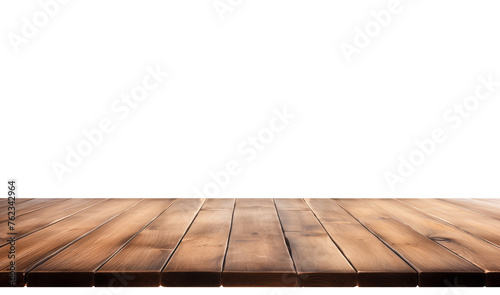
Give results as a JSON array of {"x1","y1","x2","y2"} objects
[{"x1": 1, "y1": 198, "x2": 499, "y2": 287}]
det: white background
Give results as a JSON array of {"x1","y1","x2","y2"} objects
[{"x1": 1, "y1": 0, "x2": 500, "y2": 294}]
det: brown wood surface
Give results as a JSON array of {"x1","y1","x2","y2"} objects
[
  {"x1": 0, "y1": 198, "x2": 33, "y2": 209},
  {"x1": 275, "y1": 198, "x2": 356, "y2": 286},
  {"x1": 95, "y1": 198, "x2": 205, "y2": 287},
  {"x1": 401, "y1": 198, "x2": 500, "y2": 248},
  {"x1": 305, "y1": 198, "x2": 417, "y2": 287},
  {"x1": 368, "y1": 198, "x2": 500, "y2": 287},
  {"x1": 2, "y1": 198, "x2": 500, "y2": 287},
  {"x1": 475, "y1": 198, "x2": 500, "y2": 206},
  {"x1": 0, "y1": 198, "x2": 142, "y2": 287},
  {"x1": 222, "y1": 198, "x2": 297, "y2": 286},
  {"x1": 0, "y1": 199, "x2": 68, "y2": 223},
  {"x1": 0, "y1": 198, "x2": 105, "y2": 245},
  {"x1": 336, "y1": 199, "x2": 484, "y2": 287},
  {"x1": 439, "y1": 198, "x2": 500, "y2": 220},
  {"x1": 162, "y1": 198, "x2": 234, "y2": 287},
  {"x1": 27, "y1": 199, "x2": 175, "y2": 287}
]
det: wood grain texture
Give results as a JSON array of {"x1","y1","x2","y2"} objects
[
  {"x1": 0, "y1": 198, "x2": 33, "y2": 209},
  {"x1": 275, "y1": 199, "x2": 356, "y2": 287},
  {"x1": 162, "y1": 198, "x2": 234, "y2": 287},
  {"x1": 0, "y1": 198, "x2": 142, "y2": 287},
  {"x1": 336, "y1": 199, "x2": 484, "y2": 287},
  {"x1": 27, "y1": 199, "x2": 175, "y2": 287},
  {"x1": 305, "y1": 198, "x2": 417, "y2": 287},
  {"x1": 439, "y1": 198, "x2": 500, "y2": 220},
  {"x1": 2, "y1": 198, "x2": 499, "y2": 287},
  {"x1": 0, "y1": 199, "x2": 68, "y2": 223},
  {"x1": 222, "y1": 198, "x2": 297, "y2": 287},
  {"x1": 475, "y1": 198, "x2": 500, "y2": 206},
  {"x1": 401, "y1": 198, "x2": 500, "y2": 248},
  {"x1": 0, "y1": 198, "x2": 106, "y2": 245},
  {"x1": 368, "y1": 198, "x2": 500, "y2": 287},
  {"x1": 94, "y1": 198, "x2": 205, "y2": 287}
]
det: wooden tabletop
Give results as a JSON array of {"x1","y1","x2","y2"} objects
[{"x1": 1, "y1": 198, "x2": 499, "y2": 287}]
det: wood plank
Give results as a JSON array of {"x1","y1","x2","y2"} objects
[
  {"x1": 199, "y1": 198, "x2": 234, "y2": 210},
  {"x1": 439, "y1": 198, "x2": 500, "y2": 220},
  {"x1": 161, "y1": 198, "x2": 234, "y2": 287},
  {"x1": 222, "y1": 198, "x2": 297, "y2": 287},
  {"x1": 0, "y1": 198, "x2": 33, "y2": 209},
  {"x1": 0, "y1": 198, "x2": 142, "y2": 287},
  {"x1": 475, "y1": 198, "x2": 500, "y2": 206},
  {"x1": 401, "y1": 198, "x2": 500, "y2": 248},
  {"x1": 0, "y1": 198, "x2": 68, "y2": 223},
  {"x1": 274, "y1": 198, "x2": 311, "y2": 211},
  {"x1": 27, "y1": 199, "x2": 176, "y2": 287},
  {"x1": 2, "y1": 198, "x2": 498, "y2": 287},
  {"x1": 368, "y1": 199, "x2": 500, "y2": 287},
  {"x1": 305, "y1": 198, "x2": 417, "y2": 287},
  {"x1": 335, "y1": 199, "x2": 484, "y2": 287},
  {"x1": 0, "y1": 198, "x2": 106, "y2": 245},
  {"x1": 94, "y1": 198, "x2": 205, "y2": 287},
  {"x1": 274, "y1": 199, "x2": 356, "y2": 286}
]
